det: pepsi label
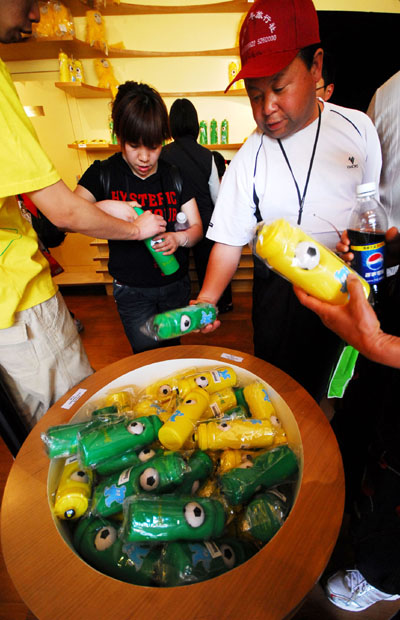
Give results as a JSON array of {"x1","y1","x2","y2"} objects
[{"x1": 348, "y1": 230, "x2": 386, "y2": 285}]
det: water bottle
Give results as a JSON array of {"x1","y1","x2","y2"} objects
[
  {"x1": 199, "y1": 120, "x2": 208, "y2": 145},
  {"x1": 210, "y1": 118, "x2": 218, "y2": 145},
  {"x1": 174, "y1": 211, "x2": 189, "y2": 231},
  {"x1": 348, "y1": 182, "x2": 388, "y2": 307},
  {"x1": 133, "y1": 206, "x2": 179, "y2": 275},
  {"x1": 220, "y1": 119, "x2": 229, "y2": 145}
]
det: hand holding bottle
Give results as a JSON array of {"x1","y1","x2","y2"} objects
[
  {"x1": 338, "y1": 227, "x2": 400, "y2": 269},
  {"x1": 130, "y1": 205, "x2": 167, "y2": 241}
]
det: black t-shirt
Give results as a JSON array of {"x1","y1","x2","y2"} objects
[
  {"x1": 161, "y1": 136, "x2": 214, "y2": 229},
  {"x1": 78, "y1": 153, "x2": 193, "y2": 287}
]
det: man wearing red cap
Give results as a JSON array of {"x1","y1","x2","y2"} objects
[{"x1": 196, "y1": 0, "x2": 381, "y2": 403}]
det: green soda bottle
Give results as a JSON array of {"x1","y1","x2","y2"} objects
[
  {"x1": 133, "y1": 206, "x2": 179, "y2": 275},
  {"x1": 199, "y1": 120, "x2": 208, "y2": 145},
  {"x1": 210, "y1": 119, "x2": 218, "y2": 145},
  {"x1": 221, "y1": 119, "x2": 229, "y2": 144}
]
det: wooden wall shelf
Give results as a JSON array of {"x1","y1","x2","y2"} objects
[
  {"x1": 0, "y1": 37, "x2": 239, "y2": 61},
  {"x1": 68, "y1": 143, "x2": 119, "y2": 151},
  {"x1": 56, "y1": 82, "x2": 246, "y2": 99},
  {"x1": 55, "y1": 82, "x2": 111, "y2": 98},
  {"x1": 66, "y1": 0, "x2": 253, "y2": 17},
  {"x1": 68, "y1": 142, "x2": 241, "y2": 152}
]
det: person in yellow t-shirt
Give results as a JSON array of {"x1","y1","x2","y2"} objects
[{"x1": 0, "y1": 1, "x2": 168, "y2": 431}]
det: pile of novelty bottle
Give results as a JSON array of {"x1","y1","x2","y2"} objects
[{"x1": 42, "y1": 365, "x2": 299, "y2": 587}]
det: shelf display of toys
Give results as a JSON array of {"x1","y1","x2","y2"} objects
[
  {"x1": 85, "y1": 9, "x2": 108, "y2": 55},
  {"x1": 43, "y1": 364, "x2": 299, "y2": 588},
  {"x1": 33, "y1": 1, "x2": 74, "y2": 39},
  {"x1": 58, "y1": 51, "x2": 85, "y2": 83},
  {"x1": 94, "y1": 58, "x2": 120, "y2": 99},
  {"x1": 199, "y1": 119, "x2": 230, "y2": 146}
]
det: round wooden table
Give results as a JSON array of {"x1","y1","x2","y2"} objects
[{"x1": 1, "y1": 345, "x2": 344, "y2": 620}]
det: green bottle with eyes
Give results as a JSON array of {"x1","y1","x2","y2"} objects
[
  {"x1": 143, "y1": 302, "x2": 217, "y2": 341},
  {"x1": 73, "y1": 516, "x2": 160, "y2": 585},
  {"x1": 121, "y1": 495, "x2": 226, "y2": 542},
  {"x1": 77, "y1": 415, "x2": 163, "y2": 469},
  {"x1": 91, "y1": 452, "x2": 189, "y2": 517}
]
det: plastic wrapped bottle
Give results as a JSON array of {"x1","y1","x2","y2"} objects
[
  {"x1": 142, "y1": 302, "x2": 218, "y2": 341},
  {"x1": 220, "y1": 119, "x2": 229, "y2": 144},
  {"x1": 58, "y1": 50, "x2": 70, "y2": 82},
  {"x1": 174, "y1": 211, "x2": 189, "y2": 231},
  {"x1": 133, "y1": 206, "x2": 179, "y2": 275},
  {"x1": 253, "y1": 218, "x2": 371, "y2": 305},
  {"x1": 348, "y1": 182, "x2": 388, "y2": 307},
  {"x1": 199, "y1": 120, "x2": 208, "y2": 145},
  {"x1": 210, "y1": 119, "x2": 218, "y2": 145}
]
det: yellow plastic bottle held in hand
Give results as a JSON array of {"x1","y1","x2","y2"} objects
[{"x1": 254, "y1": 219, "x2": 370, "y2": 305}]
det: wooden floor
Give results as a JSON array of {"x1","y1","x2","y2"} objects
[{"x1": 1, "y1": 287, "x2": 399, "y2": 620}]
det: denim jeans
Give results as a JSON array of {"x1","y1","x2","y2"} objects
[{"x1": 113, "y1": 275, "x2": 191, "y2": 353}]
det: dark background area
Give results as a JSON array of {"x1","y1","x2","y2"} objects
[{"x1": 317, "y1": 11, "x2": 399, "y2": 112}]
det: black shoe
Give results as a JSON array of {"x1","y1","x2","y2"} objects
[{"x1": 217, "y1": 302, "x2": 233, "y2": 314}]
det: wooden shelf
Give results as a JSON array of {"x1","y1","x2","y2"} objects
[
  {"x1": 55, "y1": 82, "x2": 111, "y2": 98},
  {"x1": 204, "y1": 143, "x2": 242, "y2": 150},
  {"x1": 66, "y1": 0, "x2": 253, "y2": 17},
  {"x1": 68, "y1": 142, "x2": 241, "y2": 152},
  {"x1": 0, "y1": 37, "x2": 239, "y2": 61},
  {"x1": 56, "y1": 82, "x2": 247, "y2": 99},
  {"x1": 68, "y1": 143, "x2": 120, "y2": 151}
]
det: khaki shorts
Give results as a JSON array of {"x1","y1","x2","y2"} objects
[{"x1": 0, "y1": 292, "x2": 93, "y2": 429}]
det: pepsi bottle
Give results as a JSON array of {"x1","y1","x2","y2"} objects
[{"x1": 348, "y1": 182, "x2": 388, "y2": 309}]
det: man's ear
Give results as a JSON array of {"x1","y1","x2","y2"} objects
[
  {"x1": 311, "y1": 48, "x2": 324, "y2": 84},
  {"x1": 324, "y1": 83, "x2": 335, "y2": 101}
]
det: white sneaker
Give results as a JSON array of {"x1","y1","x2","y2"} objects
[{"x1": 326, "y1": 569, "x2": 400, "y2": 612}]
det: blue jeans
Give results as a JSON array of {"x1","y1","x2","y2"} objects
[{"x1": 113, "y1": 276, "x2": 191, "y2": 353}]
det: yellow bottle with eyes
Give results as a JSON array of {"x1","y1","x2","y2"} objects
[
  {"x1": 218, "y1": 448, "x2": 261, "y2": 474},
  {"x1": 242, "y1": 382, "x2": 275, "y2": 419},
  {"x1": 195, "y1": 419, "x2": 275, "y2": 451},
  {"x1": 178, "y1": 367, "x2": 237, "y2": 398},
  {"x1": 255, "y1": 218, "x2": 370, "y2": 304},
  {"x1": 105, "y1": 391, "x2": 133, "y2": 413},
  {"x1": 158, "y1": 389, "x2": 210, "y2": 451},
  {"x1": 144, "y1": 368, "x2": 197, "y2": 406},
  {"x1": 53, "y1": 456, "x2": 93, "y2": 520}
]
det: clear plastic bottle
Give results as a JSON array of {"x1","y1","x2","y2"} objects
[
  {"x1": 348, "y1": 182, "x2": 388, "y2": 306},
  {"x1": 174, "y1": 211, "x2": 189, "y2": 231}
]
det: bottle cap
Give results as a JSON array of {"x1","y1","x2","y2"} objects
[
  {"x1": 176, "y1": 212, "x2": 187, "y2": 224},
  {"x1": 356, "y1": 182, "x2": 376, "y2": 197}
]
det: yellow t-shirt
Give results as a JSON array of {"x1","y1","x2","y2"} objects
[{"x1": 0, "y1": 58, "x2": 61, "y2": 328}]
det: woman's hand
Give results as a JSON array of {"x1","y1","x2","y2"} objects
[{"x1": 151, "y1": 231, "x2": 182, "y2": 255}]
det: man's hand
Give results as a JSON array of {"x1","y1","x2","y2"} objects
[
  {"x1": 133, "y1": 210, "x2": 166, "y2": 241},
  {"x1": 189, "y1": 297, "x2": 221, "y2": 333},
  {"x1": 294, "y1": 275, "x2": 382, "y2": 359},
  {"x1": 337, "y1": 226, "x2": 400, "y2": 267}
]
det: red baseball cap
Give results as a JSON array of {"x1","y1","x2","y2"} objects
[{"x1": 226, "y1": 0, "x2": 320, "y2": 92}]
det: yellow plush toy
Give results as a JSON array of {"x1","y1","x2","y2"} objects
[
  {"x1": 33, "y1": 1, "x2": 55, "y2": 37},
  {"x1": 86, "y1": 10, "x2": 108, "y2": 55},
  {"x1": 94, "y1": 58, "x2": 120, "y2": 99},
  {"x1": 53, "y1": 1, "x2": 74, "y2": 38}
]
